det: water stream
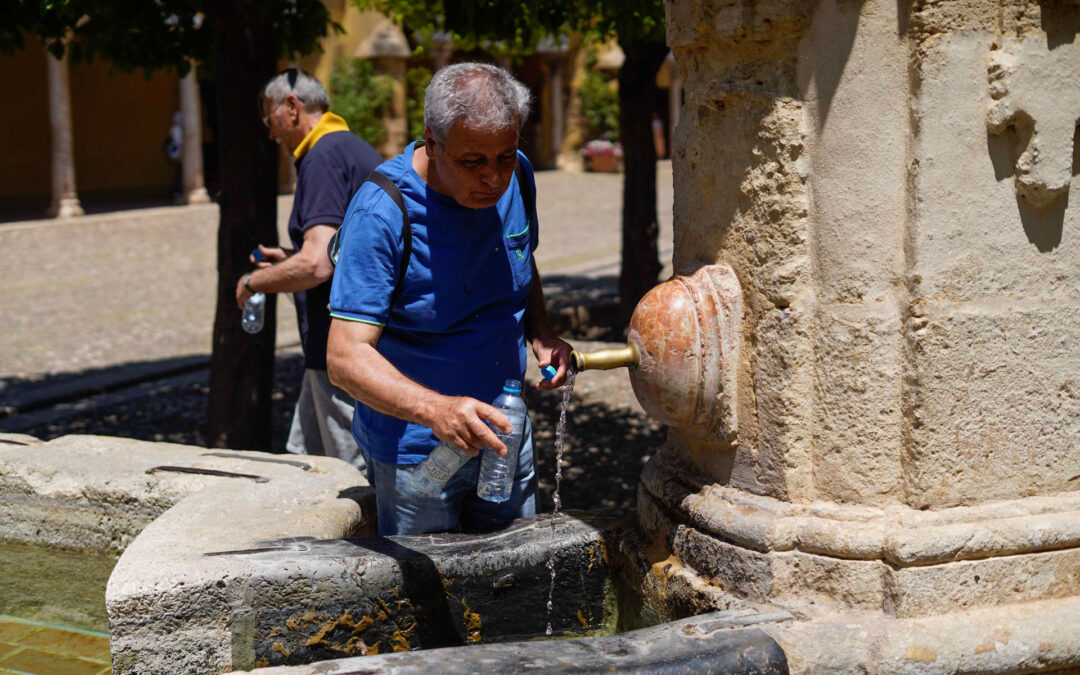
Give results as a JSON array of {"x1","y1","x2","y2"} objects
[{"x1": 545, "y1": 368, "x2": 577, "y2": 636}]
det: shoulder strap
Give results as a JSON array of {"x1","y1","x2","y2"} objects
[
  {"x1": 327, "y1": 170, "x2": 412, "y2": 307},
  {"x1": 365, "y1": 172, "x2": 412, "y2": 306}
]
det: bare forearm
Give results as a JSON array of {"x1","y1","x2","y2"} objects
[
  {"x1": 327, "y1": 340, "x2": 443, "y2": 428},
  {"x1": 326, "y1": 319, "x2": 511, "y2": 453},
  {"x1": 246, "y1": 251, "x2": 331, "y2": 294}
]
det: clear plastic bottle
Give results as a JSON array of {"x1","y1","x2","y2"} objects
[
  {"x1": 477, "y1": 379, "x2": 527, "y2": 502},
  {"x1": 241, "y1": 292, "x2": 266, "y2": 334},
  {"x1": 412, "y1": 440, "x2": 473, "y2": 496}
]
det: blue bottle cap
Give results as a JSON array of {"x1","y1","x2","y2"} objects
[
  {"x1": 541, "y1": 365, "x2": 557, "y2": 380},
  {"x1": 503, "y1": 378, "x2": 522, "y2": 394},
  {"x1": 251, "y1": 247, "x2": 264, "y2": 262}
]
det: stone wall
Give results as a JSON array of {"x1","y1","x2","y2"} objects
[{"x1": 667, "y1": 0, "x2": 1080, "y2": 511}]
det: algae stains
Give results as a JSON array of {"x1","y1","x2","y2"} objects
[
  {"x1": 905, "y1": 644, "x2": 938, "y2": 663},
  {"x1": 576, "y1": 607, "x2": 590, "y2": 628},
  {"x1": 271, "y1": 641, "x2": 291, "y2": 660},
  {"x1": 306, "y1": 611, "x2": 375, "y2": 647},
  {"x1": 390, "y1": 618, "x2": 417, "y2": 652},
  {"x1": 460, "y1": 598, "x2": 483, "y2": 644}
]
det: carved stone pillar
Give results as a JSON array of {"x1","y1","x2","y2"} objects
[
  {"x1": 179, "y1": 66, "x2": 210, "y2": 204},
  {"x1": 46, "y1": 46, "x2": 83, "y2": 218},
  {"x1": 644, "y1": 1, "x2": 1080, "y2": 671}
]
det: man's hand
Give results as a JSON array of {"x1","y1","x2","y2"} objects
[
  {"x1": 428, "y1": 396, "x2": 513, "y2": 457},
  {"x1": 235, "y1": 272, "x2": 256, "y2": 308},
  {"x1": 252, "y1": 245, "x2": 287, "y2": 268},
  {"x1": 532, "y1": 335, "x2": 574, "y2": 390}
]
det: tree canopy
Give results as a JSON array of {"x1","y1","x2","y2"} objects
[
  {"x1": 2, "y1": 0, "x2": 332, "y2": 73},
  {"x1": 355, "y1": 0, "x2": 664, "y2": 54}
]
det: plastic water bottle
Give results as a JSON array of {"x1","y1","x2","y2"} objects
[
  {"x1": 241, "y1": 292, "x2": 265, "y2": 334},
  {"x1": 477, "y1": 379, "x2": 527, "y2": 503},
  {"x1": 412, "y1": 440, "x2": 473, "y2": 496}
]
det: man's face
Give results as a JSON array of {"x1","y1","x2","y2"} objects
[
  {"x1": 262, "y1": 95, "x2": 302, "y2": 153},
  {"x1": 427, "y1": 121, "x2": 519, "y2": 209}
]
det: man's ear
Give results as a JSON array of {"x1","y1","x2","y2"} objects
[
  {"x1": 424, "y1": 127, "x2": 436, "y2": 157},
  {"x1": 286, "y1": 94, "x2": 303, "y2": 123}
]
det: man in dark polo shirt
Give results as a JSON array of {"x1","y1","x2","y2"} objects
[{"x1": 236, "y1": 68, "x2": 382, "y2": 469}]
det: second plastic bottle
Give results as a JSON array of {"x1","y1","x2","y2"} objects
[{"x1": 477, "y1": 378, "x2": 527, "y2": 502}]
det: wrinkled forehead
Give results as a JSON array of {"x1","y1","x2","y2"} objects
[{"x1": 442, "y1": 120, "x2": 519, "y2": 154}]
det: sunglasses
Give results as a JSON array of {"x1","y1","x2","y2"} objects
[{"x1": 261, "y1": 68, "x2": 307, "y2": 128}]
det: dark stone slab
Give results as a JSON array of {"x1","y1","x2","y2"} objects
[{"x1": 205, "y1": 510, "x2": 631, "y2": 668}]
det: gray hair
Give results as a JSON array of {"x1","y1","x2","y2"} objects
[
  {"x1": 262, "y1": 68, "x2": 330, "y2": 114},
  {"x1": 424, "y1": 62, "x2": 532, "y2": 145}
]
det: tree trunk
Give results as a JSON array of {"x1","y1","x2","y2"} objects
[
  {"x1": 206, "y1": 0, "x2": 279, "y2": 450},
  {"x1": 616, "y1": 39, "x2": 669, "y2": 327}
]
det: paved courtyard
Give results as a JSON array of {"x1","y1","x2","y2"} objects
[{"x1": 0, "y1": 164, "x2": 674, "y2": 513}]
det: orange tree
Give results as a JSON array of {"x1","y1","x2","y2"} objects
[
  {"x1": 4, "y1": 0, "x2": 336, "y2": 450},
  {"x1": 355, "y1": 0, "x2": 668, "y2": 324}
]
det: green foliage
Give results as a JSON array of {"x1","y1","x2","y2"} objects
[
  {"x1": 405, "y1": 65, "x2": 432, "y2": 140},
  {"x1": 2, "y1": 0, "x2": 337, "y2": 76},
  {"x1": 352, "y1": 0, "x2": 665, "y2": 53},
  {"x1": 579, "y1": 55, "x2": 618, "y2": 141},
  {"x1": 329, "y1": 57, "x2": 394, "y2": 147}
]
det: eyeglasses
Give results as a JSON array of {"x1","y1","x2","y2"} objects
[{"x1": 260, "y1": 68, "x2": 306, "y2": 128}]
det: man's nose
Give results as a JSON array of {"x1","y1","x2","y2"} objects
[{"x1": 479, "y1": 167, "x2": 501, "y2": 188}]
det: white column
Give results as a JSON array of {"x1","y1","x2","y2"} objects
[
  {"x1": 46, "y1": 45, "x2": 83, "y2": 218},
  {"x1": 668, "y1": 60, "x2": 682, "y2": 146},
  {"x1": 550, "y1": 59, "x2": 565, "y2": 160},
  {"x1": 180, "y1": 65, "x2": 210, "y2": 204}
]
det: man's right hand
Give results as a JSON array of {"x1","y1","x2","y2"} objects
[
  {"x1": 429, "y1": 396, "x2": 513, "y2": 457},
  {"x1": 252, "y1": 244, "x2": 287, "y2": 268}
]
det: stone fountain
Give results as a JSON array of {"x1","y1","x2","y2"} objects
[
  {"x1": 574, "y1": 0, "x2": 1080, "y2": 671},
  {"x1": 3, "y1": 2, "x2": 1079, "y2": 673}
]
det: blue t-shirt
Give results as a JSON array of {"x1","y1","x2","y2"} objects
[
  {"x1": 289, "y1": 130, "x2": 383, "y2": 370},
  {"x1": 329, "y1": 141, "x2": 539, "y2": 464}
]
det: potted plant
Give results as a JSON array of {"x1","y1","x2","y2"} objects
[{"x1": 581, "y1": 139, "x2": 623, "y2": 173}]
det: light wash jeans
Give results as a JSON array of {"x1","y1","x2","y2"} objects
[{"x1": 368, "y1": 416, "x2": 538, "y2": 536}]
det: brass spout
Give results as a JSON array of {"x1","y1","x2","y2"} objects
[{"x1": 570, "y1": 342, "x2": 640, "y2": 372}]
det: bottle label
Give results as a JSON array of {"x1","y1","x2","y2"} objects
[{"x1": 422, "y1": 459, "x2": 453, "y2": 485}]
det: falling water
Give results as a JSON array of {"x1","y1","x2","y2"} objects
[{"x1": 545, "y1": 368, "x2": 576, "y2": 636}]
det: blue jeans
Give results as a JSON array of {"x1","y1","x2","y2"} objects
[{"x1": 368, "y1": 416, "x2": 538, "y2": 536}]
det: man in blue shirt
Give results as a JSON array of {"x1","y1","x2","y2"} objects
[
  {"x1": 236, "y1": 69, "x2": 382, "y2": 470},
  {"x1": 326, "y1": 63, "x2": 573, "y2": 535}
]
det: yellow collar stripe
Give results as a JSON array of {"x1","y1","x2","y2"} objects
[{"x1": 293, "y1": 112, "x2": 351, "y2": 159}]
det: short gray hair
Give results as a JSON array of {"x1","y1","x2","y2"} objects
[
  {"x1": 262, "y1": 68, "x2": 330, "y2": 114},
  {"x1": 424, "y1": 62, "x2": 532, "y2": 145}
]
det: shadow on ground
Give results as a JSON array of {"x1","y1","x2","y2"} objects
[{"x1": 4, "y1": 344, "x2": 663, "y2": 513}]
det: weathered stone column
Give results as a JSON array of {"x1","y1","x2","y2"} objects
[
  {"x1": 46, "y1": 45, "x2": 83, "y2": 218},
  {"x1": 640, "y1": 1, "x2": 1080, "y2": 671},
  {"x1": 179, "y1": 65, "x2": 211, "y2": 205}
]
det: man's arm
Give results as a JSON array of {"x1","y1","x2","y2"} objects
[
  {"x1": 524, "y1": 260, "x2": 574, "y2": 390},
  {"x1": 235, "y1": 224, "x2": 337, "y2": 307},
  {"x1": 326, "y1": 318, "x2": 512, "y2": 456}
]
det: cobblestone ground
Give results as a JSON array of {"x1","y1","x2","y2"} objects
[{"x1": 0, "y1": 164, "x2": 673, "y2": 511}]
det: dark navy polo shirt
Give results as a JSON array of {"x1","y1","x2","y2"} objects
[{"x1": 288, "y1": 128, "x2": 382, "y2": 370}]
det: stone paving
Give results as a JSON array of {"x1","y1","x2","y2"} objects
[
  {"x1": 0, "y1": 164, "x2": 674, "y2": 512},
  {"x1": 0, "y1": 617, "x2": 110, "y2": 675},
  {"x1": 0, "y1": 163, "x2": 672, "y2": 383}
]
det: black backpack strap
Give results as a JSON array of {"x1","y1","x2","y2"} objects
[
  {"x1": 327, "y1": 170, "x2": 412, "y2": 308},
  {"x1": 365, "y1": 171, "x2": 412, "y2": 306}
]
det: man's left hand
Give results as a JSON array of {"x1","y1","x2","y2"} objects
[
  {"x1": 532, "y1": 335, "x2": 574, "y2": 389},
  {"x1": 235, "y1": 273, "x2": 256, "y2": 308}
]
